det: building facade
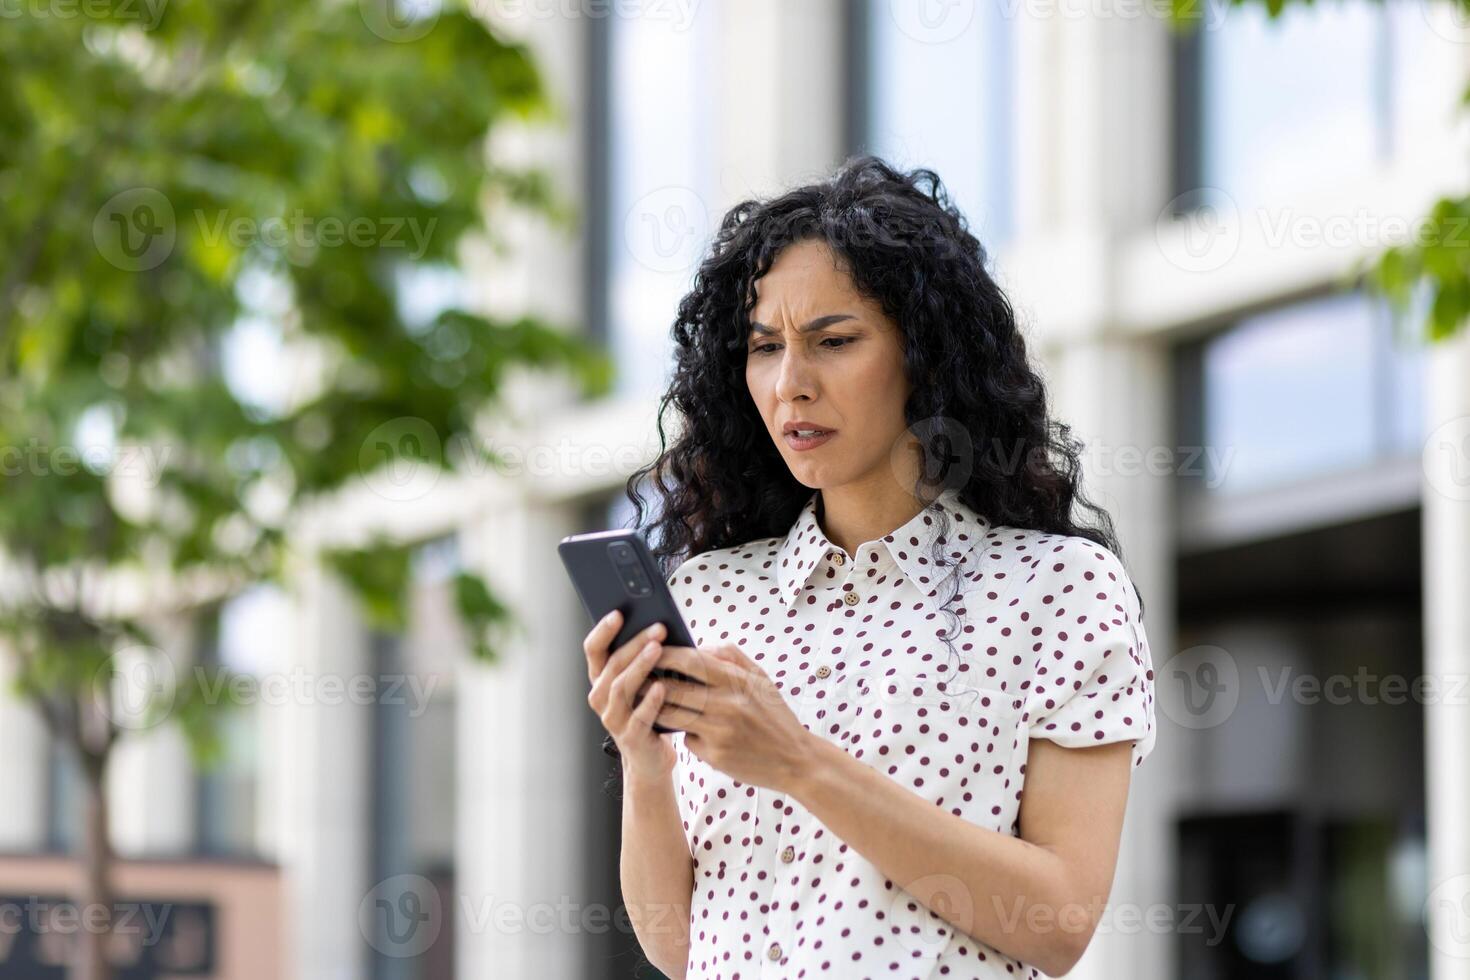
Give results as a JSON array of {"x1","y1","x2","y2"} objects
[{"x1": 1, "y1": 2, "x2": 1468, "y2": 978}]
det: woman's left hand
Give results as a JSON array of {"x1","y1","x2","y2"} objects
[{"x1": 641, "y1": 642, "x2": 815, "y2": 793}]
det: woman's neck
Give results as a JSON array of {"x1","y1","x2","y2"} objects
[{"x1": 815, "y1": 481, "x2": 932, "y2": 558}]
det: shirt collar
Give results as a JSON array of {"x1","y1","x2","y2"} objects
[{"x1": 774, "y1": 487, "x2": 990, "y2": 606}]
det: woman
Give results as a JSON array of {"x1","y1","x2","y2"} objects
[{"x1": 582, "y1": 155, "x2": 1156, "y2": 980}]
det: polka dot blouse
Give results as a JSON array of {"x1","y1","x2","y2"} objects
[{"x1": 662, "y1": 486, "x2": 1157, "y2": 979}]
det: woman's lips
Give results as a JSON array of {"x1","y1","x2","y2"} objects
[{"x1": 784, "y1": 429, "x2": 837, "y2": 451}]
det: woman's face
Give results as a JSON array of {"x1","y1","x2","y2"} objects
[{"x1": 744, "y1": 238, "x2": 914, "y2": 491}]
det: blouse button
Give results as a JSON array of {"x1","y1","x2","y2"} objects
[
  {"x1": 768, "y1": 942, "x2": 782, "y2": 960},
  {"x1": 815, "y1": 665, "x2": 831, "y2": 679},
  {"x1": 842, "y1": 591, "x2": 859, "y2": 606},
  {"x1": 832, "y1": 551, "x2": 846, "y2": 566},
  {"x1": 780, "y1": 845, "x2": 795, "y2": 863}
]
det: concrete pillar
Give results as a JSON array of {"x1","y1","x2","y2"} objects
[
  {"x1": 281, "y1": 560, "x2": 372, "y2": 980},
  {"x1": 456, "y1": 494, "x2": 591, "y2": 978},
  {"x1": 715, "y1": 0, "x2": 846, "y2": 208},
  {"x1": 1046, "y1": 337, "x2": 1178, "y2": 980},
  {"x1": 1422, "y1": 326, "x2": 1470, "y2": 979},
  {"x1": 446, "y1": 6, "x2": 605, "y2": 973}
]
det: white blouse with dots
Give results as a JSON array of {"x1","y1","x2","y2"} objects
[{"x1": 662, "y1": 486, "x2": 1157, "y2": 980}]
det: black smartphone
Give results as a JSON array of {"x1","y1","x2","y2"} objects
[{"x1": 558, "y1": 529, "x2": 706, "y2": 741}]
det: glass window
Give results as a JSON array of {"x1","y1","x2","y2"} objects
[
  {"x1": 195, "y1": 584, "x2": 287, "y2": 857},
  {"x1": 1193, "y1": 290, "x2": 1426, "y2": 495},
  {"x1": 46, "y1": 737, "x2": 83, "y2": 853},
  {"x1": 859, "y1": 0, "x2": 1016, "y2": 248},
  {"x1": 604, "y1": 4, "x2": 721, "y2": 397},
  {"x1": 1199, "y1": 0, "x2": 1385, "y2": 207},
  {"x1": 1186, "y1": 0, "x2": 1450, "y2": 210}
]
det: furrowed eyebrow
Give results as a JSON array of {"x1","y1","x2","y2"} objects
[{"x1": 748, "y1": 313, "x2": 857, "y2": 337}]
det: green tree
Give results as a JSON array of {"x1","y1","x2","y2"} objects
[
  {"x1": 0, "y1": 3, "x2": 607, "y2": 978},
  {"x1": 1167, "y1": 0, "x2": 1470, "y2": 341}
]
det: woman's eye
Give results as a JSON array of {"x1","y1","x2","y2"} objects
[{"x1": 750, "y1": 337, "x2": 850, "y2": 355}]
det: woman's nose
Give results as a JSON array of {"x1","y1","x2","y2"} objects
[{"x1": 774, "y1": 349, "x2": 816, "y2": 402}]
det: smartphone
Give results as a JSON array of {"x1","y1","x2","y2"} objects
[{"x1": 558, "y1": 529, "x2": 706, "y2": 740}]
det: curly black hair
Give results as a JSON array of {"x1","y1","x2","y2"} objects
[
  {"x1": 601, "y1": 154, "x2": 1142, "y2": 774},
  {"x1": 626, "y1": 153, "x2": 1137, "y2": 598}
]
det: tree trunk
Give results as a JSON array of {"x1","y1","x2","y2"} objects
[{"x1": 75, "y1": 750, "x2": 113, "y2": 980}]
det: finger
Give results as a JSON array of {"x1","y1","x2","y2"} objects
[
  {"x1": 638, "y1": 674, "x2": 715, "y2": 715},
  {"x1": 627, "y1": 678, "x2": 666, "y2": 734},
  {"x1": 588, "y1": 620, "x2": 667, "y2": 700},
  {"x1": 670, "y1": 645, "x2": 773, "y2": 709},
  {"x1": 652, "y1": 644, "x2": 741, "y2": 688},
  {"x1": 604, "y1": 639, "x2": 664, "y2": 727},
  {"x1": 655, "y1": 695, "x2": 705, "y2": 733},
  {"x1": 711, "y1": 643, "x2": 760, "y2": 674},
  {"x1": 609, "y1": 620, "x2": 668, "y2": 664},
  {"x1": 582, "y1": 609, "x2": 623, "y2": 684}
]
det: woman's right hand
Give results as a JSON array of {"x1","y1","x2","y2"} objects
[{"x1": 584, "y1": 609, "x2": 677, "y2": 781}]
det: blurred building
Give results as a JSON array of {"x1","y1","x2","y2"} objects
[{"x1": 1, "y1": 1, "x2": 1468, "y2": 978}]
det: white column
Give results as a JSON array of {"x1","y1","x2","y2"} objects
[
  {"x1": 450, "y1": 6, "x2": 613, "y2": 976},
  {"x1": 107, "y1": 613, "x2": 199, "y2": 856},
  {"x1": 282, "y1": 559, "x2": 372, "y2": 980},
  {"x1": 1025, "y1": 12, "x2": 1181, "y2": 974},
  {"x1": 715, "y1": 0, "x2": 846, "y2": 208},
  {"x1": 0, "y1": 646, "x2": 48, "y2": 850},
  {"x1": 1046, "y1": 337, "x2": 1177, "y2": 980},
  {"x1": 1422, "y1": 326, "x2": 1470, "y2": 980},
  {"x1": 456, "y1": 495, "x2": 590, "y2": 978},
  {"x1": 474, "y1": 2, "x2": 590, "y2": 422}
]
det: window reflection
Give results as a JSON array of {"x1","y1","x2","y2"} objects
[
  {"x1": 605, "y1": 4, "x2": 720, "y2": 397},
  {"x1": 196, "y1": 584, "x2": 288, "y2": 857},
  {"x1": 1194, "y1": 290, "x2": 1427, "y2": 495},
  {"x1": 1186, "y1": 0, "x2": 1447, "y2": 209},
  {"x1": 860, "y1": 0, "x2": 1016, "y2": 247}
]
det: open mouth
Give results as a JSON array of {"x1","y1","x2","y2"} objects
[{"x1": 784, "y1": 428, "x2": 836, "y2": 451}]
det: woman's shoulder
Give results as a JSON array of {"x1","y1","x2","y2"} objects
[
  {"x1": 663, "y1": 534, "x2": 784, "y2": 593},
  {"x1": 969, "y1": 525, "x2": 1137, "y2": 612},
  {"x1": 1011, "y1": 530, "x2": 1140, "y2": 621}
]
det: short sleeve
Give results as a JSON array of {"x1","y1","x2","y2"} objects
[{"x1": 1025, "y1": 540, "x2": 1157, "y2": 769}]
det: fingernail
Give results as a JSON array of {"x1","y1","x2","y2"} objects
[{"x1": 603, "y1": 610, "x2": 617, "y2": 624}]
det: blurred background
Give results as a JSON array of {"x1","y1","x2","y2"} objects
[{"x1": 1, "y1": 0, "x2": 1469, "y2": 978}]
